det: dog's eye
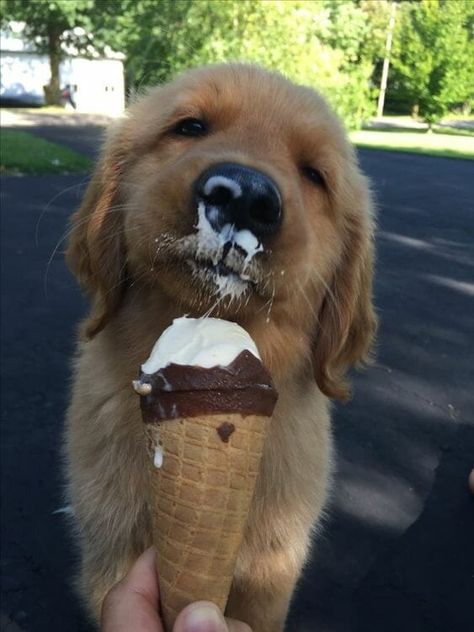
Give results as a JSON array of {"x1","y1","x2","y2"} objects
[
  {"x1": 302, "y1": 167, "x2": 325, "y2": 188},
  {"x1": 172, "y1": 118, "x2": 208, "y2": 137}
]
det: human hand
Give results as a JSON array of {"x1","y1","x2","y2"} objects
[{"x1": 101, "y1": 548, "x2": 251, "y2": 632}]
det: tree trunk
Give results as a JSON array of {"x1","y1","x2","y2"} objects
[
  {"x1": 376, "y1": 1, "x2": 397, "y2": 118},
  {"x1": 44, "y1": 26, "x2": 62, "y2": 105}
]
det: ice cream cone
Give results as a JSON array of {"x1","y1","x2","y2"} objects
[
  {"x1": 133, "y1": 317, "x2": 278, "y2": 630},
  {"x1": 145, "y1": 412, "x2": 270, "y2": 628}
]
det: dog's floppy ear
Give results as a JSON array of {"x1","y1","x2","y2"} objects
[
  {"x1": 313, "y1": 181, "x2": 377, "y2": 402},
  {"x1": 66, "y1": 128, "x2": 128, "y2": 339}
]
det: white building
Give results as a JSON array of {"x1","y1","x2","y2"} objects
[{"x1": 0, "y1": 24, "x2": 125, "y2": 115}]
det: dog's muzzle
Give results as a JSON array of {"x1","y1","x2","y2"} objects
[{"x1": 193, "y1": 162, "x2": 282, "y2": 239}]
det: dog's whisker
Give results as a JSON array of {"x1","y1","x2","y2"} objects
[
  {"x1": 43, "y1": 204, "x2": 139, "y2": 284},
  {"x1": 43, "y1": 222, "x2": 143, "y2": 299},
  {"x1": 35, "y1": 176, "x2": 92, "y2": 246},
  {"x1": 295, "y1": 278, "x2": 318, "y2": 321},
  {"x1": 304, "y1": 265, "x2": 335, "y2": 306},
  {"x1": 265, "y1": 277, "x2": 276, "y2": 323},
  {"x1": 60, "y1": 203, "x2": 136, "y2": 236}
]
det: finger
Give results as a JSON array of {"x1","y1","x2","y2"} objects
[
  {"x1": 101, "y1": 547, "x2": 162, "y2": 632},
  {"x1": 226, "y1": 617, "x2": 252, "y2": 632},
  {"x1": 120, "y1": 547, "x2": 160, "y2": 605},
  {"x1": 173, "y1": 601, "x2": 228, "y2": 631}
]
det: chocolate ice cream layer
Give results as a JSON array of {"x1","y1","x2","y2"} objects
[{"x1": 138, "y1": 350, "x2": 278, "y2": 421}]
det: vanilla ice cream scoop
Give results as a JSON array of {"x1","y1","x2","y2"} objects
[
  {"x1": 141, "y1": 316, "x2": 260, "y2": 373},
  {"x1": 134, "y1": 317, "x2": 276, "y2": 421}
]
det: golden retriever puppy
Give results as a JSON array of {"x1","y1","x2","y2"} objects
[{"x1": 65, "y1": 63, "x2": 376, "y2": 631}]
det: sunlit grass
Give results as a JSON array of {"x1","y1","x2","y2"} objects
[
  {"x1": 0, "y1": 129, "x2": 93, "y2": 174},
  {"x1": 350, "y1": 130, "x2": 474, "y2": 160}
]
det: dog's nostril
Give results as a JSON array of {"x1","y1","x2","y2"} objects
[
  {"x1": 203, "y1": 185, "x2": 234, "y2": 208},
  {"x1": 249, "y1": 194, "x2": 281, "y2": 228}
]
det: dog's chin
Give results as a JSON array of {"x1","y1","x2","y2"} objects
[
  {"x1": 140, "y1": 230, "x2": 271, "y2": 316},
  {"x1": 150, "y1": 255, "x2": 260, "y2": 318},
  {"x1": 188, "y1": 259, "x2": 252, "y2": 299}
]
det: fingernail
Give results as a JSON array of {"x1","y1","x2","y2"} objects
[{"x1": 182, "y1": 601, "x2": 225, "y2": 631}]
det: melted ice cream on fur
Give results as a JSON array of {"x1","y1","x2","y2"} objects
[{"x1": 191, "y1": 201, "x2": 263, "y2": 301}]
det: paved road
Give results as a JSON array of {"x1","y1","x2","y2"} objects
[{"x1": 1, "y1": 141, "x2": 473, "y2": 631}]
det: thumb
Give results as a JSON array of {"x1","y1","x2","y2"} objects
[
  {"x1": 172, "y1": 601, "x2": 251, "y2": 632},
  {"x1": 173, "y1": 601, "x2": 251, "y2": 632},
  {"x1": 173, "y1": 601, "x2": 228, "y2": 632}
]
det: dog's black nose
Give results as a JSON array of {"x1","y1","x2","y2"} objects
[{"x1": 194, "y1": 163, "x2": 282, "y2": 238}]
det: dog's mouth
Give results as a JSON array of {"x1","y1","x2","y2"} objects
[
  {"x1": 185, "y1": 245, "x2": 258, "y2": 302},
  {"x1": 171, "y1": 202, "x2": 266, "y2": 302},
  {"x1": 190, "y1": 256, "x2": 253, "y2": 281}
]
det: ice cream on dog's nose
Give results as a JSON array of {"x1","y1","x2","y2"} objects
[{"x1": 133, "y1": 316, "x2": 278, "y2": 630}]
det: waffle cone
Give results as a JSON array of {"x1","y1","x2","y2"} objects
[{"x1": 145, "y1": 412, "x2": 269, "y2": 630}]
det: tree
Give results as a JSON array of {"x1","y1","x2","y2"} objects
[
  {"x1": 96, "y1": 0, "x2": 380, "y2": 129},
  {"x1": 1, "y1": 0, "x2": 391, "y2": 128},
  {"x1": 1, "y1": 0, "x2": 98, "y2": 104},
  {"x1": 390, "y1": 0, "x2": 474, "y2": 124}
]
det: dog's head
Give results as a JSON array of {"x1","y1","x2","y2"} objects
[{"x1": 67, "y1": 64, "x2": 376, "y2": 400}]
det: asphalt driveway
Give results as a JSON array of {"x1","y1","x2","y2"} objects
[{"x1": 1, "y1": 131, "x2": 473, "y2": 631}]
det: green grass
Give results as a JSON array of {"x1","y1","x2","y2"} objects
[
  {"x1": 0, "y1": 129, "x2": 93, "y2": 174},
  {"x1": 350, "y1": 129, "x2": 474, "y2": 160}
]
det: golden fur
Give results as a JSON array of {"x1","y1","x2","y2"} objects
[{"x1": 65, "y1": 64, "x2": 376, "y2": 631}]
